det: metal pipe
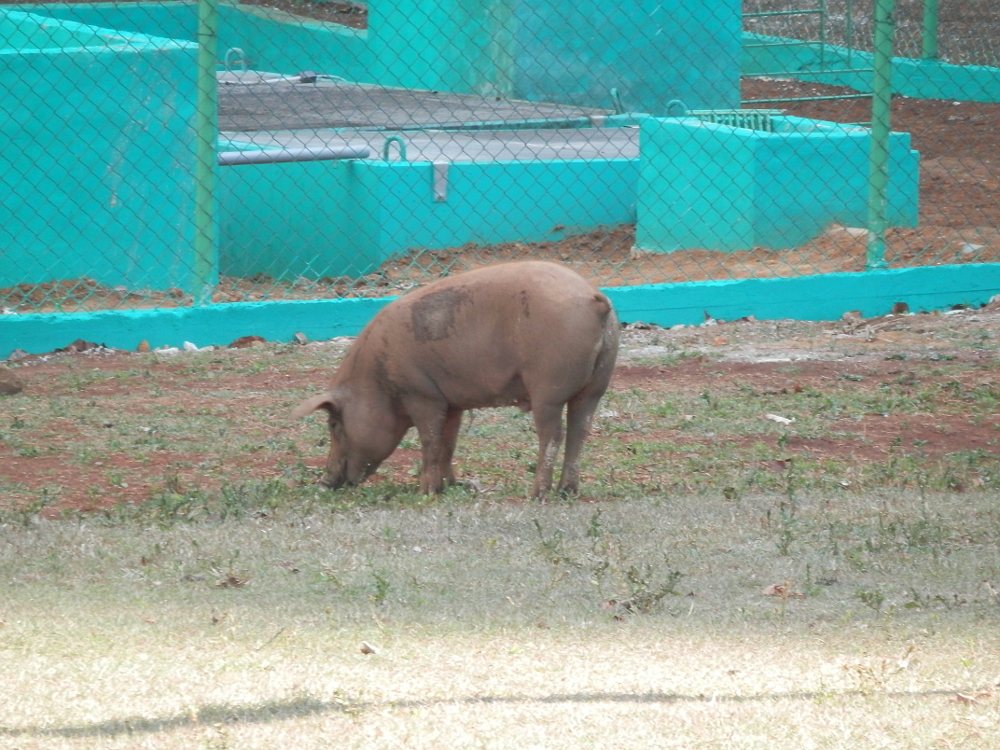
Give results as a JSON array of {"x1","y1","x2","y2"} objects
[
  {"x1": 746, "y1": 93, "x2": 871, "y2": 104},
  {"x1": 224, "y1": 46, "x2": 248, "y2": 74},
  {"x1": 218, "y1": 146, "x2": 370, "y2": 166},
  {"x1": 382, "y1": 136, "x2": 407, "y2": 162},
  {"x1": 194, "y1": 0, "x2": 220, "y2": 305},
  {"x1": 866, "y1": 0, "x2": 895, "y2": 271},
  {"x1": 922, "y1": 0, "x2": 939, "y2": 60},
  {"x1": 665, "y1": 99, "x2": 688, "y2": 116},
  {"x1": 743, "y1": 9, "x2": 825, "y2": 18},
  {"x1": 610, "y1": 88, "x2": 625, "y2": 115}
]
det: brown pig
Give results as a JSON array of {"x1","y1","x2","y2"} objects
[{"x1": 293, "y1": 261, "x2": 619, "y2": 497}]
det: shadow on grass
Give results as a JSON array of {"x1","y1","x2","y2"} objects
[{"x1": 0, "y1": 687, "x2": 964, "y2": 739}]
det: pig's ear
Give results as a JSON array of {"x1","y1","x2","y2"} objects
[{"x1": 292, "y1": 392, "x2": 341, "y2": 419}]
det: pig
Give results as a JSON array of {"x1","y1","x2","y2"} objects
[{"x1": 292, "y1": 260, "x2": 619, "y2": 497}]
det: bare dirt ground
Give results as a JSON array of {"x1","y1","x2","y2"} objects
[{"x1": 2, "y1": 298, "x2": 998, "y2": 514}]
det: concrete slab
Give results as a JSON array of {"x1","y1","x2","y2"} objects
[{"x1": 218, "y1": 76, "x2": 606, "y2": 132}]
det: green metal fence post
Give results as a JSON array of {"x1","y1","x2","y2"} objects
[
  {"x1": 922, "y1": 0, "x2": 939, "y2": 60},
  {"x1": 866, "y1": 0, "x2": 895, "y2": 271},
  {"x1": 194, "y1": 0, "x2": 220, "y2": 304},
  {"x1": 845, "y1": 0, "x2": 854, "y2": 67}
]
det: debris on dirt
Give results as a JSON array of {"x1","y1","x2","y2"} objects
[
  {"x1": 840, "y1": 310, "x2": 864, "y2": 333},
  {"x1": 762, "y1": 583, "x2": 805, "y2": 599},
  {"x1": 0, "y1": 368, "x2": 25, "y2": 396},
  {"x1": 55, "y1": 339, "x2": 109, "y2": 354},
  {"x1": 215, "y1": 572, "x2": 250, "y2": 588},
  {"x1": 360, "y1": 641, "x2": 380, "y2": 655},
  {"x1": 292, "y1": 332, "x2": 309, "y2": 345},
  {"x1": 765, "y1": 413, "x2": 795, "y2": 425},
  {"x1": 5, "y1": 349, "x2": 29, "y2": 362},
  {"x1": 136, "y1": 340, "x2": 151, "y2": 353},
  {"x1": 229, "y1": 335, "x2": 267, "y2": 348},
  {"x1": 620, "y1": 345, "x2": 672, "y2": 362}
]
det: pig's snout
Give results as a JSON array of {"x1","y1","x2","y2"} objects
[
  {"x1": 320, "y1": 472, "x2": 347, "y2": 490},
  {"x1": 321, "y1": 454, "x2": 349, "y2": 490},
  {"x1": 320, "y1": 456, "x2": 374, "y2": 490}
]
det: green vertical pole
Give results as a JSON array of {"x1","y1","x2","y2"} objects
[
  {"x1": 193, "y1": 0, "x2": 220, "y2": 304},
  {"x1": 845, "y1": 0, "x2": 854, "y2": 67},
  {"x1": 818, "y1": 0, "x2": 827, "y2": 71},
  {"x1": 866, "y1": 0, "x2": 894, "y2": 271},
  {"x1": 921, "y1": 0, "x2": 939, "y2": 60}
]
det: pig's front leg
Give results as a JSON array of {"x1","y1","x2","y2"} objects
[{"x1": 409, "y1": 399, "x2": 452, "y2": 495}]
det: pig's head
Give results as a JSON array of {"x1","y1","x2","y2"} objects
[{"x1": 292, "y1": 387, "x2": 404, "y2": 489}]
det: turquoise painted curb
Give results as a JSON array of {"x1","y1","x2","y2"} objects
[
  {"x1": 0, "y1": 298, "x2": 393, "y2": 357},
  {"x1": 605, "y1": 264, "x2": 1000, "y2": 327},
  {"x1": 3, "y1": 265, "x2": 999, "y2": 358}
]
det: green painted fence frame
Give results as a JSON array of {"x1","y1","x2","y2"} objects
[{"x1": 743, "y1": 32, "x2": 1000, "y2": 103}]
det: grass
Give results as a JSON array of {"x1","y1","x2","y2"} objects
[
  {"x1": 3, "y1": 320, "x2": 1000, "y2": 511},
  {"x1": 2, "y1": 495, "x2": 1000, "y2": 748},
  {"x1": 3, "y1": 313, "x2": 1000, "y2": 747}
]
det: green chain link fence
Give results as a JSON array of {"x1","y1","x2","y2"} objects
[{"x1": 1, "y1": 0, "x2": 998, "y2": 348}]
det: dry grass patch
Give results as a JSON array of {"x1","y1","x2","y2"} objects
[{"x1": 3, "y1": 495, "x2": 1000, "y2": 749}]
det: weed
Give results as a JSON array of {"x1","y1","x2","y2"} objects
[
  {"x1": 855, "y1": 588, "x2": 886, "y2": 613},
  {"x1": 585, "y1": 508, "x2": 604, "y2": 539},
  {"x1": 533, "y1": 519, "x2": 577, "y2": 569},
  {"x1": 619, "y1": 558, "x2": 684, "y2": 613},
  {"x1": 774, "y1": 504, "x2": 799, "y2": 556},
  {"x1": 369, "y1": 566, "x2": 391, "y2": 605},
  {"x1": 0, "y1": 488, "x2": 57, "y2": 526},
  {"x1": 843, "y1": 645, "x2": 916, "y2": 695}
]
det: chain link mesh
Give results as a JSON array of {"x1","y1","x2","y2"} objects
[{"x1": 1, "y1": 0, "x2": 997, "y2": 317}]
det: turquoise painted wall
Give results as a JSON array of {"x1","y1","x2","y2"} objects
[
  {"x1": 0, "y1": 10, "x2": 200, "y2": 291},
  {"x1": 218, "y1": 158, "x2": 373, "y2": 280},
  {"x1": 1, "y1": 10, "x2": 108, "y2": 46},
  {"x1": 743, "y1": 33, "x2": 1000, "y2": 104},
  {"x1": 16, "y1": 1, "x2": 740, "y2": 113},
  {"x1": 635, "y1": 115, "x2": 919, "y2": 253},
  {"x1": 368, "y1": 0, "x2": 515, "y2": 96},
  {"x1": 360, "y1": 157, "x2": 637, "y2": 270},
  {"x1": 219, "y1": 154, "x2": 638, "y2": 281},
  {"x1": 216, "y1": 3, "x2": 369, "y2": 82},
  {"x1": 513, "y1": 0, "x2": 742, "y2": 113},
  {"x1": 368, "y1": 0, "x2": 741, "y2": 113},
  {"x1": 9, "y1": 2, "x2": 196, "y2": 40},
  {"x1": 12, "y1": 2, "x2": 372, "y2": 81}
]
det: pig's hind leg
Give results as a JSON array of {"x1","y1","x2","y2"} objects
[
  {"x1": 440, "y1": 408, "x2": 463, "y2": 487},
  {"x1": 557, "y1": 335, "x2": 617, "y2": 495},
  {"x1": 530, "y1": 402, "x2": 565, "y2": 498},
  {"x1": 557, "y1": 391, "x2": 602, "y2": 494}
]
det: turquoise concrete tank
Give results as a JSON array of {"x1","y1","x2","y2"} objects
[
  {"x1": 0, "y1": 10, "x2": 200, "y2": 292},
  {"x1": 635, "y1": 114, "x2": 920, "y2": 253}
]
